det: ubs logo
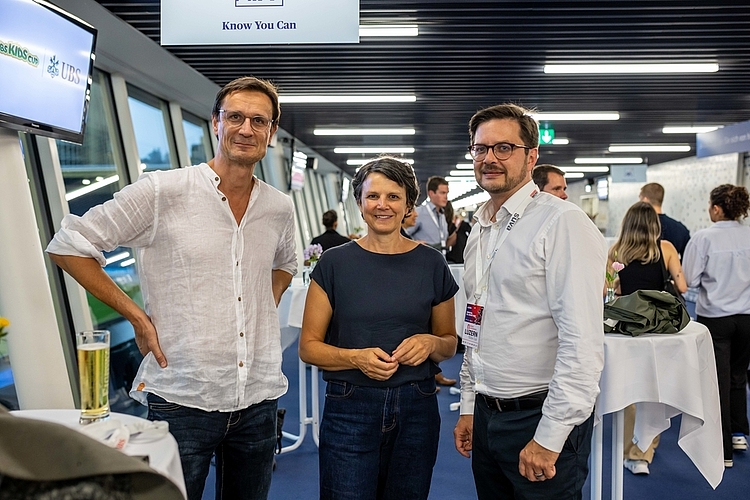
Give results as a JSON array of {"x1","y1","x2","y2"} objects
[
  {"x1": 506, "y1": 212, "x2": 520, "y2": 231},
  {"x1": 46, "y1": 54, "x2": 83, "y2": 84}
]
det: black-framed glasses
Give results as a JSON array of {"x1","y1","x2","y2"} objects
[
  {"x1": 219, "y1": 109, "x2": 273, "y2": 132},
  {"x1": 468, "y1": 142, "x2": 531, "y2": 161}
]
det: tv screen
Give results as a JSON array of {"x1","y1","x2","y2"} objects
[{"x1": 0, "y1": 0, "x2": 97, "y2": 144}]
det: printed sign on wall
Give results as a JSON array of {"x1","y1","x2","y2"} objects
[{"x1": 161, "y1": 0, "x2": 359, "y2": 45}]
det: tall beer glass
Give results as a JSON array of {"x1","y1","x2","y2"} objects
[{"x1": 76, "y1": 330, "x2": 110, "y2": 424}]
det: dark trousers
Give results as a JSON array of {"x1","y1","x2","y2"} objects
[
  {"x1": 147, "y1": 394, "x2": 277, "y2": 500},
  {"x1": 698, "y1": 314, "x2": 750, "y2": 460},
  {"x1": 472, "y1": 398, "x2": 593, "y2": 500}
]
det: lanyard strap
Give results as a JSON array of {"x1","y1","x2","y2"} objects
[{"x1": 473, "y1": 186, "x2": 538, "y2": 304}]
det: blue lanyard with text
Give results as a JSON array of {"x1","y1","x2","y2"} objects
[{"x1": 473, "y1": 185, "x2": 538, "y2": 305}]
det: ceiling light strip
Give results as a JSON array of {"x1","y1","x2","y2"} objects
[
  {"x1": 280, "y1": 95, "x2": 416, "y2": 104},
  {"x1": 347, "y1": 158, "x2": 413, "y2": 165},
  {"x1": 314, "y1": 128, "x2": 415, "y2": 136},
  {"x1": 359, "y1": 25, "x2": 419, "y2": 37},
  {"x1": 334, "y1": 147, "x2": 415, "y2": 154},
  {"x1": 532, "y1": 112, "x2": 620, "y2": 121},
  {"x1": 662, "y1": 126, "x2": 721, "y2": 134},
  {"x1": 575, "y1": 157, "x2": 642, "y2": 164},
  {"x1": 608, "y1": 145, "x2": 690, "y2": 153},
  {"x1": 544, "y1": 63, "x2": 719, "y2": 74}
]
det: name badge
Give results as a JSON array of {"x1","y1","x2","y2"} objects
[{"x1": 462, "y1": 303, "x2": 483, "y2": 349}]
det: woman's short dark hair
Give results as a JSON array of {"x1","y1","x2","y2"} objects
[
  {"x1": 710, "y1": 184, "x2": 750, "y2": 220},
  {"x1": 211, "y1": 76, "x2": 280, "y2": 124},
  {"x1": 351, "y1": 157, "x2": 420, "y2": 211}
]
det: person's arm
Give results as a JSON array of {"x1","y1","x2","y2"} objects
[
  {"x1": 681, "y1": 237, "x2": 704, "y2": 288},
  {"x1": 661, "y1": 240, "x2": 687, "y2": 293},
  {"x1": 298, "y1": 280, "x2": 399, "y2": 381},
  {"x1": 271, "y1": 269, "x2": 293, "y2": 306},
  {"x1": 455, "y1": 347, "x2": 476, "y2": 458},
  {"x1": 49, "y1": 253, "x2": 166, "y2": 367},
  {"x1": 392, "y1": 298, "x2": 457, "y2": 365},
  {"x1": 446, "y1": 230, "x2": 458, "y2": 248}
]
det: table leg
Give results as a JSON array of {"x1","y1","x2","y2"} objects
[
  {"x1": 612, "y1": 409, "x2": 624, "y2": 500},
  {"x1": 590, "y1": 417, "x2": 603, "y2": 500},
  {"x1": 280, "y1": 357, "x2": 309, "y2": 453},
  {"x1": 311, "y1": 365, "x2": 320, "y2": 446}
]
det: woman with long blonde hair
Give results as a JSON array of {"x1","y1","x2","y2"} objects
[{"x1": 607, "y1": 201, "x2": 687, "y2": 476}]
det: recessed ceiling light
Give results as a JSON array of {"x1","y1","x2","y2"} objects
[
  {"x1": 280, "y1": 95, "x2": 416, "y2": 104},
  {"x1": 359, "y1": 25, "x2": 419, "y2": 37},
  {"x1": 464, "y1": 153, "x2": 472, "y2": 160},
  {"x1": 544, "y1": 63, "x2": 719, "y2": 74},
  {"x1": 334, "y1": 147, "x2": 415, "y2": 154},
  {"x1": 449, "y1": 170, "x2": 475, "y2": 176},
  {"x1": 662, "y1": 126, "x2": 721, "y2": 134},
  {"x1": 314, "y1": 128, "x2": 415, "y2": 136},
  {"x1": 347, "y1": 158, "x2": 413, "y2": 165},
  {"x1": 564, "y1": 172, "x2": 586, "y2": 178},
  {"x1": 455, "y1": 163, "x2": 474, "y2": 170},
  {"x1": 559, "y1": 166, "x2": 610, "y2": 173},
  {"x1": 551, "y1": 138, "x2": 570, "y2": 145},
  {"x1": 532, "y1": 112, "x2": 620, "y2": 121},
  {"x1": 66, "y1": 175, "x2": 120, "y2": 201},
  {"x1": 575, "y1": 157, "x2": 643, "y2": 164},
  {"x1": 608, "y1": 144, "x2": 691, "y2": 153}
]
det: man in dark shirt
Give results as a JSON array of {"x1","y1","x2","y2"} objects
[
  {"x1": 640, "y1": 182, "x2": 690, "y2": 257},
  {"x1": 311, "y1": 210, "x2": 350, "y2": 252}
]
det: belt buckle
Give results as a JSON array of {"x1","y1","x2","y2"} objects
[{"x1": 486, "y1": 395, "x2": 503, "y2": 412}]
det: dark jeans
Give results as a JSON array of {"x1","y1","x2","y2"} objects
[
  {"x1": 698, "y1": 314, "x2": 750, "y2": 459},
  {"x1": 319, "y1": 378, "x2": 440, "y2": 500},
  {"x1": 147, "y1": 394, "x2": 277, "y2": 500},
  {"x1": 472, "y1": 398, "x2": 593, "y2": 500}
]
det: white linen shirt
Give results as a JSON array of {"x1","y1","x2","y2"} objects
[
  {"x1": 459, "y1": 181, "x2": 606, "y2": 453},
  {"x1": 46, "y1": 164, "x2": 297, "y2": 411},
  {"x1": 682, "y1": 220, "x2": 750, "y2": 318}
]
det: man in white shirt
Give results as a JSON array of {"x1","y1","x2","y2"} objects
[
  {"x1": 47, "y1": 77, "x2": 296, "y2": 500},
  {"x1": 453, "y1": 103, "x2": 606, "y2": 499}
]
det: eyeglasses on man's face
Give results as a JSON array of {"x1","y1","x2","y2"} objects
[
  {"x1": 219, "y1": 109, "x2": 273, "y2": 132},
  {"x1": 468, "y1": 142, "x2": 531, "y2": 161}
]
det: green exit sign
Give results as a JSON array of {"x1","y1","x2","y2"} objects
[{"x1": 540, "y1": 127, "x2": 555, "y2": 145}]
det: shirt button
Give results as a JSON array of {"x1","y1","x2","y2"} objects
[
  {"x1": 239, "y1": 361, "x2": 244, "y2": 367},
  {"x1": 238, "y1": 296, "x2": 242, "y2": 301},
  {"x1": 240, "y1": 332, "x2": 244, "y2": 337},
  {"x1": 222, "y1": 196, "x2": 226, "y2": 201},
  {"x1": 215, "y1": 176, "x2": 219, "y2": 181}
]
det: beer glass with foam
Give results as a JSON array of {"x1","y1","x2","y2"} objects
[{"x1": 76, "y1": 330, "x2": 110, "y2": 424}]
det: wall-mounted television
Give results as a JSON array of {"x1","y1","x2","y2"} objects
[{"x1": 0, "y1": 0, "x2": 97, "y2": 144}]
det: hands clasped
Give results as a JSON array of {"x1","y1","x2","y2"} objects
[{"x1": 355, "y1": 334, "x2": 435, "y2": 381}]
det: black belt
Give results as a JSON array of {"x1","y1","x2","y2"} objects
[{"x1": 480, "y1": 391, "x2": 548, "y2": 412}]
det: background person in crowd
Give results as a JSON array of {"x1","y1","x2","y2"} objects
[
  {"x1": 407, "y1": 176, "x2": 457, "y2": 251},
  {"x1": 532, "y1": 164, "x2": 568, "y2": 200},
  {"x1": 607, "y1": 201, "x2": 687, "y2": 475},
  {"x1": 401, "y1": 204, "x2": 418, "y2": 239},
  {"x1": 299, "y1": 157, "x2": 458, "y2": 500},
  {"x1": 454, "y1": 103, "x2": 606, "y2": 500},
  {"x1": 311, "y1": 209, "x2": 351, "y2": 252},
  {"x1": 46, "y1": 76, "x2": 297, "y2": 500},
  {"x1": 683, "y1": 184, "x2": 750, "y2": 468},
  {"x1": 639, "y1": 182, "x2": 690, "y2": 257},
  {"x1": 445, "y1": 202, "x2": 473, "y2": 265}
]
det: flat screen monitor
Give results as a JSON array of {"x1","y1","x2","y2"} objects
[{"x1": 0, "y1": 0, "x2": 97, "y2": 144}]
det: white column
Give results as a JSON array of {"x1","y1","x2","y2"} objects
[{"x1": 0, "y1": 129, "x2": 75, "y2": 409}]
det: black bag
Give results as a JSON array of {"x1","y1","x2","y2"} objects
[{"x1": 660, "y1": 251, "x2": 687, "y2": 307}]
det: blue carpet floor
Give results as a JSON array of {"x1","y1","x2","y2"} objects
[{"x1": 203, "y1": 341, "x2": 750, "y2": 499}]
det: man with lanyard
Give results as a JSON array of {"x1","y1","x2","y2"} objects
[
  {"x1": 408, "y1": 176, "x2": 457, "y2": 253},
  {"x1": 453, "y1": 103, "x2": 606, "y2": 499}
]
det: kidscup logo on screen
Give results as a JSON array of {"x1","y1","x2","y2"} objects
[
  {"x1": 45, "y1": 53, "x2": 85, "y2": 84},
  {"x1": 0, "y1": 39, "x2": 40, "y2": 67}
]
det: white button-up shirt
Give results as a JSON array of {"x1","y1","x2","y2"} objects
[
  {"x1": 682, "y1": 220, "x2": 750, "y2": 318},
  {"x1": 47, "y1": 164, "x2": 297, "y2": 411},
  {"x1": 459, "y1": 180, "x2": 606, "y2": 453}
]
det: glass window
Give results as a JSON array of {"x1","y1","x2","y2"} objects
[
  {"x1": 182, "y1": 110, "x2": 213, "y2": 165},
  {"x1": 127, "y1": 85, "x2": 176, "y2": 172},
  {"x1": 57, "y1": 71, "x2": 145, "y2": 415}
]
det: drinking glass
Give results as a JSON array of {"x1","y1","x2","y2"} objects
[{"x1": 76, "y1": 330, "x2": 111, "y2": 424}]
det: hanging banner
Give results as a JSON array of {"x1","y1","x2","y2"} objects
[
  {"x1": 697, "y1": 119, "x2": 750, "y2": 158},
  {"x1": 161, "y1": 0, "x2": 359, "y2": 45}
]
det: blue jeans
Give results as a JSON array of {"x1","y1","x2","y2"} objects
[
  {"x1": 319, "y1": 378, "x2": 440, "y2": 500},
  {"x1": 147, "y1": 394, "x2": 277, "y2": 500}
]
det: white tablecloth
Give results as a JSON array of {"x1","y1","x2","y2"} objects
[
  {"x1": 448, "y1": 264, "x2": 466, "y2": 335},
  {"x1": 596, "y1": 321, "x2": 723, "y2": 489},
  {"x1": 278, "y1": 278, "x2": 309, "y2": 351},
  {"x1": 11, "y1": 409, "x2": 186, "y2": 498}
]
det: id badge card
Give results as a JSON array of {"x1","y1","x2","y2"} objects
[{"x1": 462, "y1": 303, "x2": 484, "y2": 349}]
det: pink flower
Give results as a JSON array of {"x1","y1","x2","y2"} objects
[{"x1": 612, "y1": 261, "x2": 625, "y2": 272}]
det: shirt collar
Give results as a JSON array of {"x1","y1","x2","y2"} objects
[
  {"x1": 474, "y1": 180, "x2": 538, "y2": 227},
  {"x1": 426, "y1": 200, "x2": 443, "y2": 214}
]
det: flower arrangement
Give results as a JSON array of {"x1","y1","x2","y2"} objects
[
  {"x1": 0, "y1": 317, "x2": 8, "y2": 339},
  {"x1": 303, "y1": 244, "x2": 323, "y2": 265},
  {"x1": 606, "y1": 261, "x2": 625, "y2": 288}
]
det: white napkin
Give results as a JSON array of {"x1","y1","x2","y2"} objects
[
  {"x1": 79, "y1": 419, "x2": 169, "y2": 448},
  {"x1": 126, "y1": 419, "x2": 170, "y2": 443}
]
